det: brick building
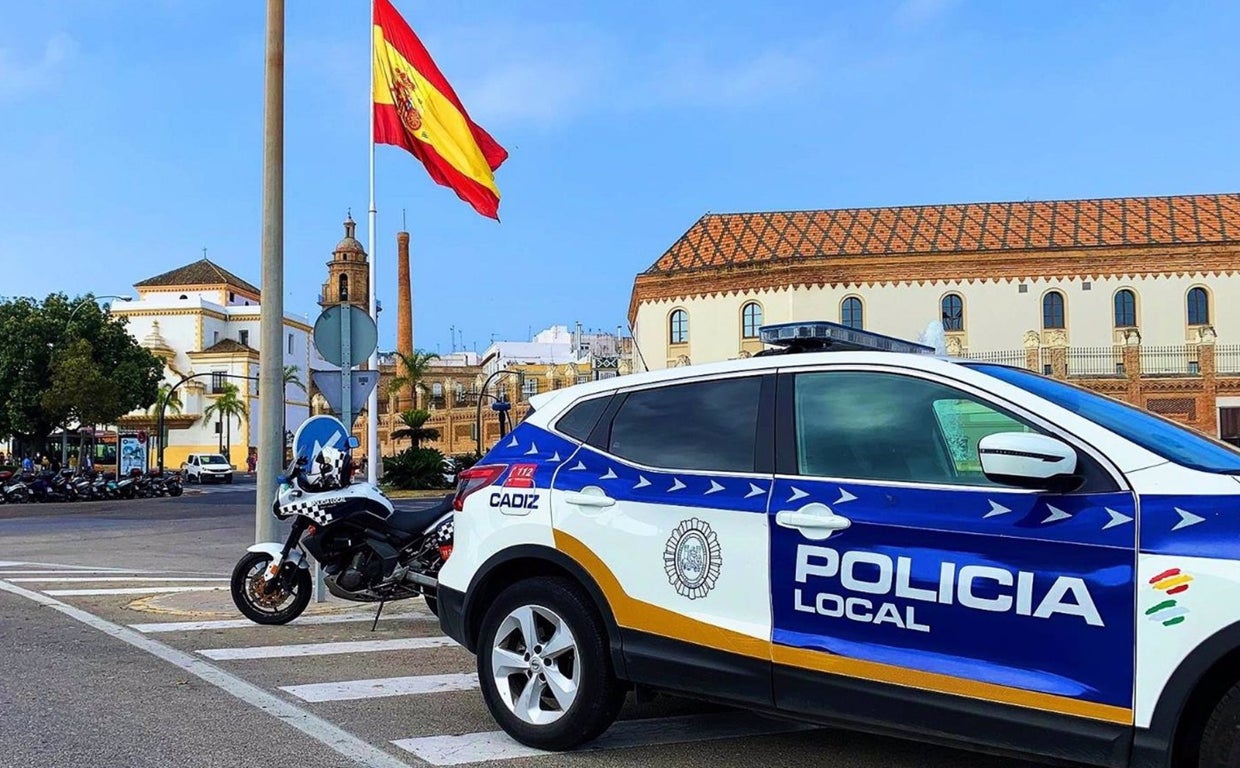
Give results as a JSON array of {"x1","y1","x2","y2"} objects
[{"x1": 628, "y1": 192, "x2": 1240, "y2": 442}]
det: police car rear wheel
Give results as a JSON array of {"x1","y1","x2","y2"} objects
[
  {"x1": 1200, "y1": 680, "x2": 1240, "y2": 768},
  {"x1": 477, "y1": 577, "x2": 624, "y2": 750}
]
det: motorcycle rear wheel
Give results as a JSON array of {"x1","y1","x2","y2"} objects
[{"x1": 230, "y1": 552, "x2": 312, "y2": 625}]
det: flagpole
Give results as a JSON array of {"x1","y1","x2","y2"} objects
[{"x1": 366, "y1": 0, "x2": 380, "y2": 485}]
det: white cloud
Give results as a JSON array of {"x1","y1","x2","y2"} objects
[
  {"x1": 894, "y1": 0, "x2": 960, "y2": 26},
  {"x1": 461, "y1": 55, "x2": 601, "y2": 126},
  {"x1": 0, "y1": 33, "x2": 76, "y2": 101},
  {"x1": 644, "y1": 45, "x2": 819, "y2": 109}
]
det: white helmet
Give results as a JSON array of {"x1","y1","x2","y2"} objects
[{"x1": 304, "y1": 445, "x2": 347, "y2": 491}]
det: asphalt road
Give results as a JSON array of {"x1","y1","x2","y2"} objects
[{"x1": 0, "y1": 488, "x2": 1046, "y2": 768}]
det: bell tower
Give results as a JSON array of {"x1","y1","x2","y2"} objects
[{"x1": 320, "y1": 213, "x2": 369, "y2": 309}]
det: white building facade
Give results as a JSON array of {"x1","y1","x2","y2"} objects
[{"x1": 111, "y1": 258, "x2": 312, "y2": 469}]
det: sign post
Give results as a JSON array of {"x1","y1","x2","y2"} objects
[{"x1": 308, "y1": 302, "x2": 378, "y2": 602}]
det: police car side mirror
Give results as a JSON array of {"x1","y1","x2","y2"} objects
[{"x1": 978, "y1": 432, "x2": 1082, "y2": 493}]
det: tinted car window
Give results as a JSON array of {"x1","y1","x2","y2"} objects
[
  {"x1": 794, "y1": 371, "x2": 1038, "y2": 486},
  {"x1": 608, "y1": 377, "x2": 761, "y2": 472},
  {"x1": 556, "y1": 397, "x2": 609, "y2": 441}
]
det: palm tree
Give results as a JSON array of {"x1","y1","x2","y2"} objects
[
  {"x1": 390, "y1": 409, "x2": 440, "y2": 449},
  {"x1": 147, "y1": 384, "x2": 183, "y2": 459},
  {"x1": 387, "y1": 350, "x2": 439, "y2": 408},
  {"x1": 282, "y1": 364, "x2": 305, "y2": 394},
  {"x1": 204, "y1": 383, "x2": 248, "y2": 457}
]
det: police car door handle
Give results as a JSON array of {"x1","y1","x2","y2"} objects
[
  {"x1": 776, "y1": 509, "x2": 851, "y2": 532},
  {"x1": 563, "y1": 491, "x2": 615, "y2": 508}
]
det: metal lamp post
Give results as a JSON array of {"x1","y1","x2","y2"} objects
[{"x1": 156, "y1": 371, "x2": 258, "y2": 475}]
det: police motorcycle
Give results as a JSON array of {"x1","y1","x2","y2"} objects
[{"x1": 229, "y1": 438, "x2": 454, "y2": 625}]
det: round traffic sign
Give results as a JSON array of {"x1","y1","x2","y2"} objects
[
  {"x1": 313, "y1": 305, "x2": 378, "y2": 368},
  {"x1": 291, "y1": 415, "x2": 352, "y2": 465}
]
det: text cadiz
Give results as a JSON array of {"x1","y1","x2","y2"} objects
[{"x1": 793, "y1": 545, "x2": 1103, "y2": 633}]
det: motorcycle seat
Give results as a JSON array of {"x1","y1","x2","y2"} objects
[{"x1": 385, "y1": 496, "x2": 453, "y2": 534}]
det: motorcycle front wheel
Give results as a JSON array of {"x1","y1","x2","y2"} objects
[{"x1": 230, "y1": 552, "x2": 312, "y2": 625}]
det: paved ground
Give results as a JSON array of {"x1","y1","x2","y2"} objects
[{"x1": 0, "y1": 488, "x2": 1045, "y2": 768}]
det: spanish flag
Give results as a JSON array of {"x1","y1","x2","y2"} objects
[{"x1": 373, "y1": 0, "x2": 508, "y2": 219}]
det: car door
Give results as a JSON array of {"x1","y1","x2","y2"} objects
[
  {"x1": 768, "y1": 365, "x2": 1137, "y2": 753},
  {"x1": 550, "y1": 373, "x2": 776, "y2": 705}
]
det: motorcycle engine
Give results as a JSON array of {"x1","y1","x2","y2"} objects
[{"x1": 336, "y1": 548, "x2": 383, "y2": 591}]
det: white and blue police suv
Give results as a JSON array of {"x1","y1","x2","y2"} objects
[{"x1": 437, "y1": 321, "x2": 1240, "y2": 768}]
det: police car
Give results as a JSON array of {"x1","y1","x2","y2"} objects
[{"x1": 437, "y1": 321, "x2": 1240, "y2": 768}]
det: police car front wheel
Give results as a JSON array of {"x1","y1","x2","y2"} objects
[
  {"x1": 477, "y1": 577, "x2": 624, "y2": 750},
  {"x1": 1199, "y1": 679, "x2": 1240, "y2": 767}
]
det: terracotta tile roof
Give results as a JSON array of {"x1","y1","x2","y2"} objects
[
  {"x1": 192, "y1": 338, "x2": 255, "y2": 355},
  {"x1": 135, "y1": 257, "x2": 260, "y2": 295},
  {"x1": 644, "y1": 193, "x2": 1240, "y2": 275}
]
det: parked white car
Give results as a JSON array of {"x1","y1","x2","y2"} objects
[
  {"x1": 438, "y1": 320, "x2": 1240, "y2": 768},
  {"x1": 181, "y1": 453, "x2": 234, "y2": 484}
]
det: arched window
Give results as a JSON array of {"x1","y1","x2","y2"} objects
[
  {"x1": 941, "y1": 293, "x2": 964, "y2": 331},
  {"x1": 338, "y1": 273, "x2": 349, "y2": 301},
  {"x1": 669, "y1": 309, "x2": 689, "y2": 344},
  {"x1": 1188, "y1": 287, "x2": 1210, "y2": 326},
  {"x1": 840, "y1": 297, "x2": 863, "y2": 329},
  {"x1": 1114, "y1": 289, "x2": 1137, "y2": 328},
  {"x1": 1042, "y1": 291, "x2": 1066, "y2": 329},
  {"x1": 741, "y1": 302, "x2": 763, "y2": 338}
]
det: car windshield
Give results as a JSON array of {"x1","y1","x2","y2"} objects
[
  {"x1": 970, "y1": 363, "x2": 1240, "y2": 474},
  {"x1": 203, "y1": 455, "x2": 229, "y2": 465}
]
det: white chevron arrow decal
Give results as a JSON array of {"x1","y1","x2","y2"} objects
[
  {"x1": 550, "y1": 452, "x2": 561, "y2": 462},
  {"x1": 1043, "y1": 505, "x2": 1072, "y2": 524},
  {"x1": 835, "y1": 489, "x2": 857, "y2": 504},
  {"x1": 600, "y1": 468, "x2": 617, "y2": 480},
  {"x1": 634, "y1": 475, "x2": 651, "y2": 489},
  {"x1": 1173, "y1": 507, "x2": 1205, "y2": 531},
  {"x1": 524, "y1": 442, "x2": 539, "y2": 456},
  {"x1": 668, "y1": 478, "x2": 686, "y2": 492},
  {"x1": 507, "y1": 436, "x2": 519, "y2": 448},
  {"x1": 706, "y1": 480, "x2": 725, "y2": 495},
  {"x1": 788, "y1": 487, "x2": 808, "y2": 503},
  {"x1": 569, "y1": 461, "x2": 587, "y2": 471},
  {"x1": 984, "y1": 500, "x2": 1012, "y2": 518},
  {"x1": 745, "y1": 483, "x2": 765, "y2": 499},
  {"x1": 1102, "y1": 507, "x2": 1133, "y2": 530}
]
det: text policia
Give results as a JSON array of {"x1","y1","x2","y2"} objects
[{"x1": 792, "y1": 545, "x2": 1104, "y2": 633}]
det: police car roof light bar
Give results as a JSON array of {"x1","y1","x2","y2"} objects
[{"x1": 756, "y1": 321, "x2": 935, "y2": 356}]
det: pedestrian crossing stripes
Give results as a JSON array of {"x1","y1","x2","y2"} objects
[
  {"x1": 280, "y1": 672, "x2": 479, "y2": 702},
  {"x1": 393, "y1": 712, "x2": 816, "y2": 766},
  {"x1": 43, "y1": 585, "x2": 229, "y2": 596},
  {"x1": 6, "y1": 576, "x2": 228, "y2": 583},
  {"x1": 129, "y1": 612, "x2": 432, "y2": 633},
  {"x1": 197, "y1": 636, "x2": 456, "y2": 660}
]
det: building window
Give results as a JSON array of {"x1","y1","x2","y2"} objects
[
  {"x1": 669, "y1": 309, "x2": 689, "y2": 345},
  {"x1": 741, "y1": 302, "x2": 763, "y2": 339},
  {"x1": 1042, "y1": 291, "x2": 1066, "y2": 330},
  {"x1": 941, "y1": 293, "x2": 964, "y2": 332},
  {"x1": 338, "y1": 274, "x2": 349, "y2": 301},
  {"x1": 238, "y1": 330, "x2": 249, "y2": 346},
  {"x1": 212, "y1": 331, "x2": 220, "y2": 345},
  {"x1": 431, "y1": 382, "x2": 444, "y2": 408},
  {"x1": 211, "y1": 371, "x2": 227, "y2": 394},
  {"x1": 1114, "y1": 289, "x2": 1137, "y2": 328},
  {"x1": 840, "y1": 297, "x2": 863, "y2": 329},
  {"x1": 522, "y1": 377, "x2": 539, "y2": 399},
  {"x1": 1188, "y1": 287, "x2": 1210, "y2": 326},
  {"x1": 287, "y1": 333, "x2": 294, "y2": 354}
]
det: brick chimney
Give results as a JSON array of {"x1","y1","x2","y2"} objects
[{"x1": 396, "y1": 230, "x2": 414, "y2": 410}]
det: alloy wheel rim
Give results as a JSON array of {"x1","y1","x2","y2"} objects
[
  {"x1": 245, "y1": 561, "x2": 296, "y2": 611},
  {"x1": 490, "y1": 604, "x2": 580, "y2": 725}
]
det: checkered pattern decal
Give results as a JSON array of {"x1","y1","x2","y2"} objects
[{"x1": 280, "y1": 498, "x2": 339, "y2": 525}]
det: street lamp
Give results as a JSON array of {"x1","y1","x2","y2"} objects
[
  {"x1": 156, "y1": 371, "x2": 258, "y2": 474},
  {"x1": 69, "y1": 294, "x2": 132, "y2": 321}
]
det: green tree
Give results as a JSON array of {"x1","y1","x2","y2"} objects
[
  {"x1": 147, "y1": 383, "x2": 183, "y2": 457},
  {"x1": 387, "y1": 350, "x2": 439, "y2": 405},
  {"x1": 204, "y1": 382, "x2": 248, "y2": 456},
  {"x1": 0, "y1": 294, "x2": 163, "y2": 445},
  {"x1": 390, "y1": 409, "x2": 440, "y2": 449}
]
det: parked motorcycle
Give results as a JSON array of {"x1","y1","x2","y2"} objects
[{"x1": 230, "y1": 444, "x2": 453, "y2": 625}]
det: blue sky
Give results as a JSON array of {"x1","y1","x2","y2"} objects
[{"x1": 3, "y1": 1, "x2": 1239, "y2": 354}]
